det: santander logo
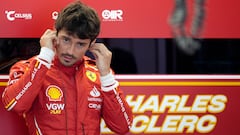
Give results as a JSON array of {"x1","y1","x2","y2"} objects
[{"x1": 90, "y1": 87, "x2": 101, "y2": 97}]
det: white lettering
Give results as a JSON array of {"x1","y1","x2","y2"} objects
[
  {"x1": 5, "y1": 10, "x2": 32, "y2": 21},
  {"x1": 102, "y1": 9, "x2": 123, "y2": 21},
  {"x1": 116, "y1": 94, "x2": 131, "y2": 128},
  {"x1": 196, "y1": 115, "x2": 216, "y2": 133},
  {"x1": 208, "y1": 95, "x2": 227, "y2": 113},
  {"x1": 88, "y1": 97, "x2": 102, "y2": 102},
  {"x1": 46, "y1": 103, "x2": 65, "y2": 110},
  {"x1": 16, "y1": 82, "x2": 32, "y2": 100},
  {"x1": 52, "y1": 11, "x2": 58, "y2": 20},
  {"x1": 88, "y1": 103, "x2": 101, "y2": 110},
  {"x1": 31, "y1": 68, "x2": 38, "y2": 81}
]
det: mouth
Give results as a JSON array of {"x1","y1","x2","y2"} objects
[{"x1": 62, "y1": 54, "x2": 74, "y2": 62}]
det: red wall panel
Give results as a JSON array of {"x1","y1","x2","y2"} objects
[{"x1": 0, "y1": 0, "x2": 239, "y2": 38}]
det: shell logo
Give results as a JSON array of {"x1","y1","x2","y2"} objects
[
  {"x1": 46, "y1": 85, "x2": 63, "y2": 101},
  {"x1": 86, "y1": 70, "x2": 97, "y2": 82}
]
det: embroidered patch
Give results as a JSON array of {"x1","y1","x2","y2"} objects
[
  {"x1": 90, "y1": 86, "x2": 101, "y2": 97},
  {"x1": 86, "y1": 70, "x2": 97, "y2": 82},
  {"x1": 46, "y1": 85, "x2": 63, "y2": 101},
  {"x1": 46, "y1": 103, "x2": 65, "y2": 114}
]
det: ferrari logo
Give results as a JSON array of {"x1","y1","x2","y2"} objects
[{"x1": 86, "y1": 70, "x2": 97, "y2": 82}]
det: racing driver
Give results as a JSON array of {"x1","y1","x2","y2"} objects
[{"x1": 2, "y1": 1, "x2": 133, "y2": 135}]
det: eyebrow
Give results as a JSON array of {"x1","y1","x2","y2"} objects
[
  {"x1": 59, "y1": 34, "x2": 69, "y2": 39},
  {"x1": 62, "y1": 35, "x2": 90, "y2": 45}
]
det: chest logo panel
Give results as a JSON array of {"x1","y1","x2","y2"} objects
[
  {"x1": 86, "y1": 70, "x2": 97, "y2": 82},
  {"x1": 90, "y1": 86, "x2": 101, "y2": 97},
  {"x1": 46, "y1": 85, "x2": 63, "y2": 101}
]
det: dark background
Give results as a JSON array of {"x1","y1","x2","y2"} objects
[{"x1": 0, "y1": 38, "x2": 240, "y2": 74}]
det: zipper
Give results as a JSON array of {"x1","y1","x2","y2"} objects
[
  {"x1": 75, "y1": 69, "x2": 78, "y2": 135},
  {"x1": 64, "y1": 91, "x2": 68, "y2": 135},
  {"x1": 82, "y1": 123, "x2": 85, "y2": 135},
  {"x1": 59, "y1": 72, "x2": 68, "y2": 135}
]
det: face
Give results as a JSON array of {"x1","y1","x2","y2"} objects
[{"x1": 56, "y1": 30, "x2": 92, "y2": 66}]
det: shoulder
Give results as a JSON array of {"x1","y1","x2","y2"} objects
[
  {"x1": 83, "y1": 56, "x2": 116, "y2": 75},
  {"x1": 10, "y1": 56, "x2": 37, "y2": 72},
  {"x1": 8, "y1": 56, "x2": 36, "y2": 82},
  {"x1": 83, "y1": 56, "x2": 98, "y2": 71},
  {"x1": 82, "y1": 56, "x2": 101, "y2": 83},
  {"x1": 10, "y1": 57, "x2": 36, "y2": 71}
]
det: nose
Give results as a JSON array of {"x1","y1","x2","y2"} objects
[{"x1": 66, "y1": 44, "x2": 75, "y2": 55}]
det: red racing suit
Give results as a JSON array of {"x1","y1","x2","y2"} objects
[{"x1": 2, "y1": 53, "x2": 133, "y2": 135}]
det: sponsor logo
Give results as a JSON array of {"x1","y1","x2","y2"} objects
[
  {"x1": 16, "y1": 82, "x2": 32, "y2": 100},
  {"x1": 88, "y1": 87, "x2": 102, "y2": 110},
  {"x1": 52, "y1": 11, "x2": 58, "y2": 20},
  {"x1": 31, "y1": 68, "x2": 38, "y2": 81},
  {"x1": 88, "y1": 103, "x2": 101, "y2": 110},
  {"x1": 86, "y1": 70, "x2": 97, "y2": 82},
  {"x1": 8, "y1": 71, "x2": 22, "y2": 85},
  {"x1": 90, "y1": 86, "x2": 101, "y2": 97},
  {"x1": 5, "y1": 10, "x2": 32, "y2": 21},
  {"x1": 102, "y1": 9, "x2": 123, "y2": 21},
  {"x1": 46, "y1": 85, "x2": 63, "y2": 101},
  {"x1": 46, "y1": 103, "x2": 65, "y2": 114},
  {"x1": 88, "y1": 97, "x2": 102, "y2": 102},
  {"x1": 13, "y1": 71, "x2": 22, "y2": 79},
  {"x1": 8, "y1": 79, "x2": 18, "y2": 85}
]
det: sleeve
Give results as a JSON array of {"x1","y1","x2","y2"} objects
[
  {"x1": 1, "y1": 47, "x2": 54, "y2": 114},
  {"x1": 100, "y1": 71, "x2": 133, "y2": 134}
]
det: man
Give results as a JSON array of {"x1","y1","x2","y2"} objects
[{"x1": 2, "y1": 1, "x2": 133, "y2": 135}]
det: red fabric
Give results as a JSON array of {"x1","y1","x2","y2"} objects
[{"x1": 2, "y1": 56, "x2": 132, "y2": 135}]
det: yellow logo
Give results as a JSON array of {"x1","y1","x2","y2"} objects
[
  {"x1": 86, "y1": 70, "x2": 97, "y2": 82},
  {"x1": 46, "y1": 85, "x2": 63, "y2": 101}
]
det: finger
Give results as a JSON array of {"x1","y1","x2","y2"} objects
[
  {"x1": 40, "y1": 29, "x2": 57, "y2": 49},
  {"x1": 90, "y1": 43, "x2": 105, "y2": 49},
  {"x1": 90, "y1": 43, "x2": 110, "y2": 55},
  {"x1": 89, "y1": 44, "x2": 103, "y2": 55},
  {"x1": 43, "y1": 29, "x2": 54, "y2": 37},
  {"x1": 89, "y1": 49, "x2": 101, "y2": 59}
]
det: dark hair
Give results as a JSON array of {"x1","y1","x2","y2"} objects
[{"x1": 55, "y1": 1, "x2": 100, "y2": 42}]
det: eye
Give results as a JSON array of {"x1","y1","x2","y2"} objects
[
  {"x1": 59, "y1": 36, "x2": 71, "y2": 46},
  {"x1": 76, "y1": 43, "x2": 87, "y2": 48},
  {"x1": 62, "y1": 37, "x2": 70, "y2": 44}
]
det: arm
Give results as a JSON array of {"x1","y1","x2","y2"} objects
[
  {"x1": 2, "y1": 48, "x2": 54, "y2": 114},
  {"x1": 89, "y1": 43, "x2": 133, "y2": 134},
  {"x1": 100, "y1": 72, "x2": 133, "y2": 134},
  {"x1": 2, "y1": 29, "x2": 56, "y2": 114}
]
